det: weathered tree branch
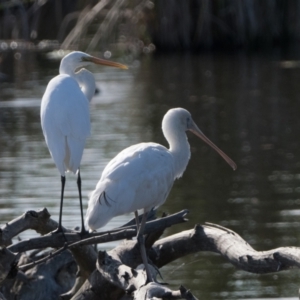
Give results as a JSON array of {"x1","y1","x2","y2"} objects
[
  {"x1": 0, "y1": 209, "x2": 54, "y2": 246},
  {"x1": 72, "y1": 244, "x2": 199, "y2": 300},
  {"x1": 133, "y1": 283, "x2": 198, "y2": 300},
  {"x1": 0, "y1": 209, "x2": 188, "y2": 299},
  {"x1": 1, "y1": 208, "x2": 300, "y2": 300},
  {"x1": 96, "y1": 251, "x2": 198, "y2": 300},
  {"x1": 0, "y1": 248, "x2": 18, "y2": 283},
  {"x1": 8, "y1": 209, "x2": 188, "y2": 253},
  {"x1": 72, "y1": 222, "x2": 300, "y2": 299},
  {"x1": 152, "y1": 222, "x2": 300, "y2": 273}
]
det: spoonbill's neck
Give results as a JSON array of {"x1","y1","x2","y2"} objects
[{"x1": 168, "y1": 131, "x2": 191, "y2": 179}]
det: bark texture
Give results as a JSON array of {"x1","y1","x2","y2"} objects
[{"x1": 0, "y1": 208, "x2": 300, "y2": 299}]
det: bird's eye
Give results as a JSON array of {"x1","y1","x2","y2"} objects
[{"x1": 186, "y1": 117, "x2": 191, "y2": 128}]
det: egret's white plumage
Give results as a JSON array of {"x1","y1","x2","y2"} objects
[
  {"x1": 40, "y1": 51, "x2": 127, "y2": 233},
  {"x1": 86, "y1": 107, "x2": 237, "y2": 230},
  {"x1": 41, "y1": 74, "x2": 91, "y2": 175}
]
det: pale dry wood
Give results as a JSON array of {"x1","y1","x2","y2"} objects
[
  {"x1": 133, "y1": 283, "x2": 198, "y2": 300},
  {"x1": 2, "y1": 209, "x2": 300, "y2": 299},
  {"x1": 72, "y1": 247, "x2": 199, "y2": 300},
  {"x1": 72, "y1": 222, "x2": 300, "y2": 299},
  {"x1": 0, "y1": 209, "x2": 187, "y2": 299},
  {"x1": 12, "y1": 209, "x2": 188, "y2": 274},
  {"x1": 35, "y1": 210, "x2": 187, "y2": 299},
  {"x1": 0, "y1": 208, "x2": 96, "y2": 296},
  {"x1": 0, "y1": 208, "x2": 54, "y2": 246},
  {"x1": 8, "y1": 250, "x2": 76, "y2": 299},
  {"x1": 0, "y1": 291, "x2": 6, "y2": 300},
  {"x1": 97, "y1": 250, "x2": 198, "y2": 300},
  {"x1": 152, "y1": 223, "x2": 300, "y2": 273},
  {"x1": 0, "y1": 248, "x2": 18, "y2": 283},
  {"x1": 8, "y1": 209, "x2": 188, "y2": 254}
]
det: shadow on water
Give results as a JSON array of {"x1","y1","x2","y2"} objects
[{"x1": 1, "y1": 49, "x2": 300, "y2": 298}]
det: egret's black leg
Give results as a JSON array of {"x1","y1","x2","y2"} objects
[
  {"x1": 136, "y1": 212, "x2": 153, "y2": 283},
  {"x1": 53, "y1": 175, "x2": 65, "y2": 233},
  {"x1": 77, "y1": 170, "x2": 87, "y2": 236}
]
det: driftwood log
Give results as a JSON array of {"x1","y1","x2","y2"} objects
[{"x1": 0, "y1": 208, "x2": 300, "y2": 299}]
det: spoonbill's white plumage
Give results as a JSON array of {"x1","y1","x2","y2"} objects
[
  {"x1": 86, "y1": 107, "x2": 236, "y2": 280},
  {"x1": 40, "y1": 51, "x2": 127, "y2": 234}
]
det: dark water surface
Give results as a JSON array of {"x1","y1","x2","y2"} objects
[{"x1": 1, "y1": 50, "x2": 300, "y2": 299}]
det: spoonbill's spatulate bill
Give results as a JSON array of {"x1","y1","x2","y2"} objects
[
  {"x1": 85, "y1": 107, "x2": 236, "y2": 281},
  {"x1": 40, "y1": 51, "x2": 127, "y2": 234}
]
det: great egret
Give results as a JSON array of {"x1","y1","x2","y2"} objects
[
  {"x1": 85, "y1": 107, "x2": 236, "y2": 281},
  {"x1": 40, "y1": 51, "x2": 127, "y2": 234}
]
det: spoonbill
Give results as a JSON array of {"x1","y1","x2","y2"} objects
[
  {"x1": 85, "y1": 107, "x2": 236, "y2": 281},
  {"x1": 40, "y1": 51, "x2": 127, "y2": 234}
]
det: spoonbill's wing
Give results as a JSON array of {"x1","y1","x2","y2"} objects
[{"x1": 86, "y1": 142, "x2": 175, "y2": 230}]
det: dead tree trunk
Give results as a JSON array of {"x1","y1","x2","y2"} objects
[{"x1": 0, "y1": 208, "x2": 300, "y2": 299}]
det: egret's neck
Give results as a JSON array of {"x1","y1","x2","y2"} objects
[
  {"x1": 59, "y1": 64, "x2": 95, "y2": 102},
  {"x1": 76, "y1": 69, "x2": 95, "y2": 102},
  {"x1": 168, "y1": 131, "x2": 191, "y2": 179},
  {"x1": 59, "y1": 62, "x2": 74, "y2": 77}
]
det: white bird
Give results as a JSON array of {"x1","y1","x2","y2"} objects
[
  {"x1": 40, "y1": 51, "x2": 127, "y2": 234},
  {"x1": 85, "y1": 107, "x2": 236, "y2": 281}
]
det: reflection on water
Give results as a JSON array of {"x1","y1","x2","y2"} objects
[{"x1": 1, "y1": 50, "x2": 300, "y2": 299}]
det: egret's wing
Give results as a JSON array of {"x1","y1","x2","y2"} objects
[
  {"x1": 41, "y1": 74, "x2": 91, "y2": 174},
  {"x1": 48, "y1": 75, "x2": 90, "y2": 138}
]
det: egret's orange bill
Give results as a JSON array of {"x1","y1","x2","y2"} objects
[{"x1": 82, "y1": 56, "x2": 128, "y2": 70}]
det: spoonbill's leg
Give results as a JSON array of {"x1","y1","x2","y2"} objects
[
  {"x1": 77, "y1": 170, "x2": 87, "y2": 236},
  {"x1": 136, "y1": 211, "x2": 153, "y2": 283}
]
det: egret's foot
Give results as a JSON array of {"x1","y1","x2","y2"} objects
[
  {"x1": 79, "y1": 226, "x2": 88, "y2": 238},
  {"x1": 51, "y1": 225, "x2": 64, "y2": 234},
  {"x1": 51, "y1": 225, "x2": 68, "y2": 242}
]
